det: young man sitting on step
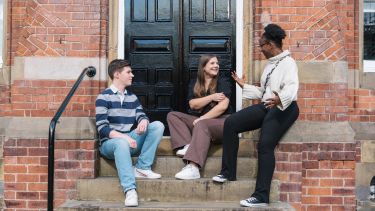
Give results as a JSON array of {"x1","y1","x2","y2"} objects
[{"x1": 95, "y1": 59, "x2": 164, "y2": 207}]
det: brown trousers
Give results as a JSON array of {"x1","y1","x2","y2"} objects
[{"x1": 167, "y1": 111, "x2": 228, "y2": 168}]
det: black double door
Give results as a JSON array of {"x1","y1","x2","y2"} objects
[{"x1": 125, "y1": 0, "x2": 236, "y2": 134}]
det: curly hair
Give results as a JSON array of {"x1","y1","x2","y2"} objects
[{"x1": 263, "y1": 24, "x2": 286, "y2": 49}]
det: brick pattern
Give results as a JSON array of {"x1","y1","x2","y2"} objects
[
  {"x1": 0, "y1": 85, "x2": 10, "y2": 103},
  {"x1": 3, "y1": 138, "x2": 98, "y2": 211},
  {"x1": 274, "y1": 142, "x2": 357, "y2": 211},
  {"x1": 0, "y1": 85, "x2": 11, "y2": 117},
  {"x1": 248, "y1": 82, "x2": 349, "y2": 122},
  {"x1": 0, "y1": 80, "x2": 106, "y2": 117},
  {"x1": 298, "y1": 83, "x2": 349, "y2": 121},
  {"x1": 253, "y1": 0, "x2": 358, "y2": 69},
  {"x1": 0, "y1": 85, "x2": 11, "y2": 103},
  {"x1": 9, "y1": 0, "x2": 108, "y2": 61},
  {"x1": 348, "y1": 89, "x2": 375, "y2": 122},
  {"x1": 274, "y1": 143, "x2": 303, "y2": 211}
]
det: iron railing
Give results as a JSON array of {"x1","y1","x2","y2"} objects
[{"x1": 48, "y1": 66, "x2": 96, "y2": 211}]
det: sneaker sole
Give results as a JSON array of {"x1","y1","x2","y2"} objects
[
  {"x1": 125, "y1": 204, "x2": 138, "y2": 207},
  {"x1": 175, "y1": 175, "x2": 200, "y2": 180},
  {"x1": 135, "y1": 174, "x2": 161, "y2": 179},
  {"x1": 212, "y1": 178, "x2": 227, "y2": 183},
  {"x1": 240, "y1": 201, "x2": 267, "y2": 207},
  {"x1": 134, "y1": 171, "x2": 161, "y2": 179},
  {"x1": 135, "y1": 176, "x2": 161, "y2": 179}
]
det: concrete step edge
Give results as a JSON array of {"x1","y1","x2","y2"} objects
[
  {"x1": 58, "y1": 200, "x2": 295, "y2": 211},
  {"x1": 77, "y1": 177, "x2": 280, "y2": 203},
  {"x1": 155, "y1": 138, "x2": 257, "y2": 157},
  {"x1": 100, "y1": 156, "x2": 258, "y2": 178}
]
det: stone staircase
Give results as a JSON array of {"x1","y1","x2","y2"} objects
[{"x1": 58, "y1": 138, "x2": 294, "y2": 211}]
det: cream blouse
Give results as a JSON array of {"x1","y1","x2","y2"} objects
[{"x1": 242, "y1": 50, "x2": 299, "y2": 111}]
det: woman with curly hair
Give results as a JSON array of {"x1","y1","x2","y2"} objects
[{"x1": 212, "y1": 24, "x2": 299, "y2": 207}]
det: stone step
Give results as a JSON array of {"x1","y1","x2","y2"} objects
[
  {"x1": 357, "y1": 200, "x2": 375, "y2": 211},
  {"x1": 77, "y1": 177, "x2": 279, "y2": 203},
  {"x1": 156, "y1": 137, "x2": 257, "y2": 157},
  {"x1": 58, "y1": 200, "x2": 294, "y2": 211},
  {"x1": 100, "y1": 156, "x2": 258, "y2": 178}
]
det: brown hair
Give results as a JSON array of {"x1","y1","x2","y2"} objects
[
  {"x1": 193, "y1": 55, "x2": 219, "y2": 106},
  {"x1": 108, "y1": 59, "x2": 131, "y2": 80}
]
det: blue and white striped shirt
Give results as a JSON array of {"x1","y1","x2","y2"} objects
[{"x1": 95, "y1": 85, "x2": 149, "y2": 144}]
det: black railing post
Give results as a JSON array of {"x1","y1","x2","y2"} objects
[{"x1": 47, "y1": 66, "x2": 96, "y2": 211}]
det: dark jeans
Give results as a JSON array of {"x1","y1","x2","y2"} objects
[{"x1": 219, "y1": 101, "x2": 299, "y2": 203}]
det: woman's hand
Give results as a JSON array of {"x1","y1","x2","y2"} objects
[
  {"x1": 211, "y1": 92, "x2": 226, "y2": 102},
  {"x1": 193, "y1": 117, "x2": 202, "y2": 126},
  {"x1": 231, "y1": 71, "x2": 245, "y2": 88},
  {"x1": 265, "y1": 91, "x2": 281, "y2": 109}
]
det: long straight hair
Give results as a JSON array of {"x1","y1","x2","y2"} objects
[
  {"x1": 193, "y1": 55, "x2": 218, "y2": 98},
  {"x1": 194, "y1": 55, "x2": 219, "y2": 109}
]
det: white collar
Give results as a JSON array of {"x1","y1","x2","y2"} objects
[
  {"x1": 268, "y1": 50, "x2": 290, "y2": 63},
  {"x1": 110, "y1": 84, "x2": 127, "y2": 95}
]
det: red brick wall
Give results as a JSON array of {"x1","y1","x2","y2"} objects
[
  {"x1": 253, "y1": 0, "x2": 358, "y2": 69},
  {"x1": 348, "y1": 89, "x2": 375, "y2": 122},
  {"x1": 0, "y1": 84, "x2": 11, "y2": 104},
  {"x1": 274, "y1": 142, "x2": 357, "y2": 211},
  {"x1": 3, "y1": 138, "x2": 97, "y2": 211},
  {"x1": 0, "y1": 0, "x2": 109, "y2": 117},
  {"x1": 298, "y1": 83, "x2": 349, "y2": 121},
  {"x1": 0, "y1": 80, "x2": 106, "y2": 117},
  {"x1": 252, "y1": 0, "x2": 375, "y2": 123},
  {"x1": 9, "y1": 0, "x2": 108, "y2": 61}
]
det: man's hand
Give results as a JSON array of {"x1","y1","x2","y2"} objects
[
  {"x1": 265, "y1": 91, "x2": 281, "y2": 109},
  {"x1": 126, "y1": 136, "x2": 137, "y2": 148},
  {"x1": 136, "y1": 119, "x2": 149, "y2": 135},
  {"x1": 231, "y1": 71, "x2": 245, "y2": 88}
]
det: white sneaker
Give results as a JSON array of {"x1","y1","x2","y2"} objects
[
  {"x1": 175, "y1": 164, "x2": 200, "y2": 180},
  {"x1": 212, "y1": 174, "x2": 227, "y2": 183},
  {"x1": 124, "y1": 189, "x2": 138, "y2": 207},
  {"x1": 176, "y1": 144, "x2": 190, "y2": 157},
  {"x1": 134, "y1": 167, "x2": 161, "y2": 179}
]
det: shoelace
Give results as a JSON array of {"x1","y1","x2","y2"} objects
[
  {"x1": 183, "y1": 164, "x2": 193, "y2": 170},
  {"x1": 246, "y1": 197, "x2": 257, "y2": 203}
]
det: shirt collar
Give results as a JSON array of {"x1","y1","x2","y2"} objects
[
  {"x1": 110, "y1": 84, "x2": 127, "y2": 95},
  {"x1": 268, "y1": 50, "x2": 290, "y2": 62}
]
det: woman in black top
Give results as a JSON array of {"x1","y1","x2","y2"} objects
[{"x1": 167, "y1": 55, "x2": 232, "y2": 180}]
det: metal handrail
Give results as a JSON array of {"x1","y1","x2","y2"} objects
[{"x1": 48, "y1": 66, "x2": 96, "y2": 211}]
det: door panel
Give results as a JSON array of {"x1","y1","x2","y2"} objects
[
  {"x1": 125, "y1": 0, "x2": 179, "y2": 134},
  {"x1": 125, "y1": 0, "x2": 235, "y2": 135},
  {"x1": 183, "y1": 0, "x2": 236, "y2": 108}
]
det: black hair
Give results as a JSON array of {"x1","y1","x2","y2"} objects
[
  {"x1": 108, "y1": 59, "x2": 130, "y2": 80},
  {"x1": 262, "y1": 24, "x2": 286, "y2": 49}
]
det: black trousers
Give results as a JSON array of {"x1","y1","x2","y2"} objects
[{"x1": 219, "y1": 101, "x2": 299, "y2": 203}]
